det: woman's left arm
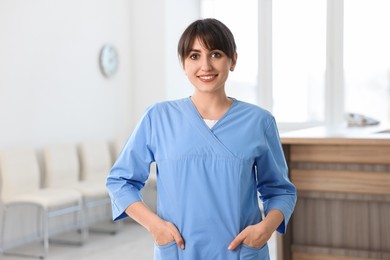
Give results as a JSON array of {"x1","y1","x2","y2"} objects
[{"x1": 229, "y1": 116, "x2": 296, "y2": 250}]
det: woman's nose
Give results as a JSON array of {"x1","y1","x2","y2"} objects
[{"x1": 200, "y1": 57, "x2": 212, "y2": 71}]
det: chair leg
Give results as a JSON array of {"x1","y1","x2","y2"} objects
[
  {"x1": 42, "y1": 209, "x2": 49, "y2": 258},
  {"x1": 1, "y1": 206, "x2": 46, "y2": 259},
  {"x1": 36, "y1": 208, "x2": 41, "y2": 240},
  {"x1": 0, "y1": 206, "x2": 7, "y2": 253},
  {"x1": 80, "y1": 205, "x2": 89, "y2": 243},
  {"x1": 86, "y1": 200, "x2": 121, "y2": 235},
  {"x1": 89, "y1": 219, "x2": 123, "y2": 235},
  {"x1": 1, "y1": 203, "x2": 87, "y2": 258},
  {"x1": 48, "y1": 203, "x2": 88, "y2": 246}
]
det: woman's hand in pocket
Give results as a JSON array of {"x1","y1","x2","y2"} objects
[
  {"x1": 124, "y1": 202, "x2": 185, "y2": 250},
  {"x1": 151, "y1": 219, "x2": 185, "y2": 249},
  {"x1": 228, "y1": 210, "x2": 284, "y2": 251},
  {"x1": 228, "y1": 222, "x2": 271, "y2": 250}
]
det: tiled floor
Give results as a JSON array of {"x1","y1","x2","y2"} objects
[{"x1": 0, "y1": 221, "x2": 277, "y2": 260}]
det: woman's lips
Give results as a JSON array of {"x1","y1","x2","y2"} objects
[{"x1": 198, "y1": 74, "x2": 217, "y2": 82}]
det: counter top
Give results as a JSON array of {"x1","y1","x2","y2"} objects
[{"x1": 280, "y1": 124, "x2": 390, "y2": 145}]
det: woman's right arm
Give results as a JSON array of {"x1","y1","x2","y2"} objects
[
  {"x1": 106, "y1": 108, "x2": 184, "y2": 249},
  {"x1": 125, "y1": 201, "x2": 185, "y2": 249}
]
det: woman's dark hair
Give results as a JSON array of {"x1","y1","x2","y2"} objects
[{"x1": 177, "y1": 18, "x2": 237, "y2": 65}]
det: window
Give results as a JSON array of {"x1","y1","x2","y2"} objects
[
  {"x1": 272, "y1": 0, "x2": 326, "y2": 123},
  {"x1": 344, "y1": 0, "x2": 390, "y2": 124}
]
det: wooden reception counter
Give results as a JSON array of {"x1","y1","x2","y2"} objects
[{"x1": 278, "y1": 126, "x2": 390, "y2": 260}]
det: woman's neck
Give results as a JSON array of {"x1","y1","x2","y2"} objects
[{"x1": 191, "y1": 92, "x2": 233, "y2": 120}]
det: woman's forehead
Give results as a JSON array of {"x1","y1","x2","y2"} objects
[{"x1": 190, "y1": 35, "x2": 216, "y2": 51}]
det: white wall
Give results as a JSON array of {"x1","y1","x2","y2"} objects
[
  {"x1": 0, "y1": 0, "x2": 133, "y2": 149},
  {"x1": 129, "y1": 0, "x2": 166, "y2": 122}
]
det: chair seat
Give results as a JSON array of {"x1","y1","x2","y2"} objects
[
  {"x1": 4, "y1": 188, "x2": 82, "y2": 209},
  {"x1": 71, "y1": 181, "x2": 108, "y2": 199}
]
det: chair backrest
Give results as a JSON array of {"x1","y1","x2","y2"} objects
[
  {"x1": 43, "y1": 143, "x2": 79, "y2": 188},
  {"x1": 79, "y1": 141, "x2": 112, "y2": 183},
  {"x1": 0, "y1": 148, "x2": 41, "y2": 202}
]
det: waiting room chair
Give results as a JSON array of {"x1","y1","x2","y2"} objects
[
  {"x1": 0, "y1": 147, "x2": 86, "y2": 259},
  {"x1": 79, "y1": 141, "x2": 113, "y2": 183},
  {"x1": 43, "y1": 143, "x2": 114, "y2": 233}
]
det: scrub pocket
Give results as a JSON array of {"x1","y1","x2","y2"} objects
[
  {"x1": 154, "y1": 241, "x2": 179, "y2": 260},
  {"x1": 239, "y1": 243, "x2": 269, "y2": 260}
]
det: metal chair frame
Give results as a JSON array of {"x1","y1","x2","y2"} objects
[{"x1": 0, "y1": 201, "x2": 87, "y2": 259}]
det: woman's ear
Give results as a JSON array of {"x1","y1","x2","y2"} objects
[{"x1": 230, "y1": 52, "x2": 238, "y2": 71}]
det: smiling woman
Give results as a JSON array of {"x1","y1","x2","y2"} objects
[{"x1": 106, "y1": 18, "x2": 296, "y2": 260}]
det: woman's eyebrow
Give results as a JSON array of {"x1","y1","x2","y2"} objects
[{"x1": 189, "y1": 49, "x2": 201, "y2": 53}]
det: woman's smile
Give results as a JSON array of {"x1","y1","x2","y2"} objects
[{"x1": 198, "y1": 74, "x2": 218, "y2": 82}]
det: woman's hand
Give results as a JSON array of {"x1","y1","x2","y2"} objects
[
  {"x1": 228, "y1": 209, "x2": 284, "y2": 251},
  {"x1": 125, "y1": 201, "x2": 185, "y2": 249},
  {"x1": 228, "y1": 222, "x2": 271, "y2": 250},
  {"x1": 150, "y1": 219, "x2": 185, "y2": 249}
]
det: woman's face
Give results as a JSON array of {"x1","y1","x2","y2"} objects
[{"x1": 183, "y1": 37, "x2": 236, "y2": 95}]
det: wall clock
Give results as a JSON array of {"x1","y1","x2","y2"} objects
[{"x1": 99, "y1": 44, "x2": 119, "y2": 77}]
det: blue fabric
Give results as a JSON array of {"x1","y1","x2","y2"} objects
[{"x1": 106, "y1": 97, "x2": 296, "y2": 260}]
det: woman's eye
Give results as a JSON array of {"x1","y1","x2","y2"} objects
[
  {"x1": 189, "y1": 53, "x2": 200, "y2": 60},
  {"x1": 211, "y1": 52, "x2": 222, "y2": 58}
]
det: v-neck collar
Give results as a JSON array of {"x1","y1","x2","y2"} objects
[
  {"x1": 182, "y1": 97, "x2": 238, "y2": 158},
  {"x1": 186, "y1": 96, "x2": 237, "y2": 130}
]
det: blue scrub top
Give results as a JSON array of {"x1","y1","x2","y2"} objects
[{"x1": 106, "y1": 97, "x2": 296, "y2": 260}]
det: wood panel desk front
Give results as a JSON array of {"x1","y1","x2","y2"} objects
[{"x1": 278, "y1": 126, "x2": 390, "y2": 260}]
